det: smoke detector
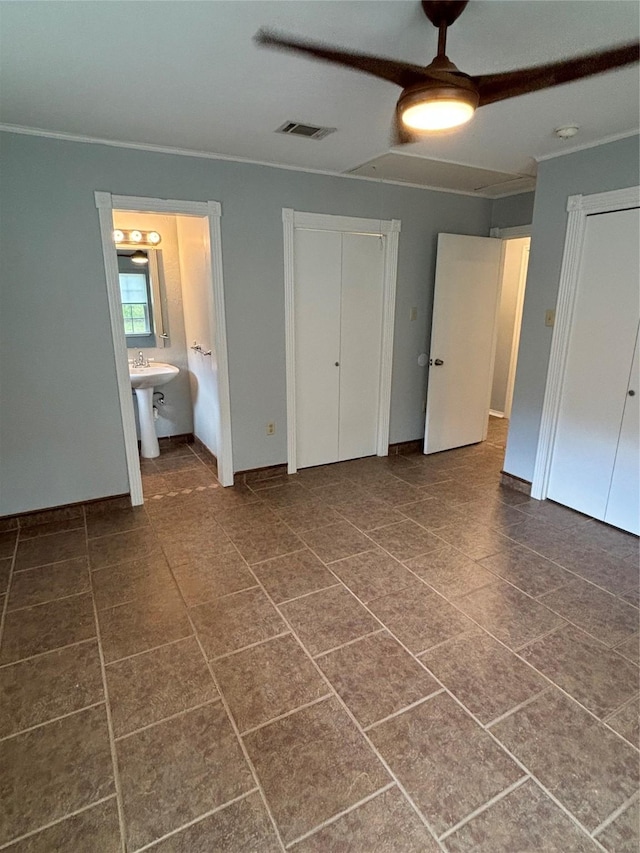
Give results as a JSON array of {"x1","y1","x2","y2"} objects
[{"x1": 554, "y1": 125, "x2": 580, "y2": 140}]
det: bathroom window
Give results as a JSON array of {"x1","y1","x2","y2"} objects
[{"x1": 118, "y1": 250, "x2": 166, "y2": 348}]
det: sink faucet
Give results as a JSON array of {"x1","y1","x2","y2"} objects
[{"x1": 133, "y1": 351, "x2": 148, "y2": 367}]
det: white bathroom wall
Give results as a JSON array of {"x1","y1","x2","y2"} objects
[
  {"x1": 113, "y1": 212, "x2": 193, "y2": 438},
  {"x1": 491, "y1": 237, "x2": 530, "y2": 416},
  {"x1": 177, "y1": 216, "x2": 220, "y2": 458}
]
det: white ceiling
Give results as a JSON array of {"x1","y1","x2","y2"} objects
[{"x1": 1, "y1": 1, "x2": 638, "y2": 194}]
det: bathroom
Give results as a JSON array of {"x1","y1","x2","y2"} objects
[{"x1": 112, "y1": 210, "x2": 222, "y2": 491}]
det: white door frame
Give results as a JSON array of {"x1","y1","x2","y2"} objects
[
  {"x1": 531, "y1": 185, "x2": 640, "y2": 500},
  {"x1": 282, "y1": 209, "x2": 401, "y2": 475},
  {"x1": 95, "y1": 192, "x2": 234, "y2": 503}
]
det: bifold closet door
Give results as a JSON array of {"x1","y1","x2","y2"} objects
[
  {"x1": 294, "y1": 229, "x2": 342, "y2": 469},
  {"x1": 338, "y1": 233, "x2": 384, "y2": 461},
  {"x1": 547, "y1": 207, "x2": 640, "y2": 524}
]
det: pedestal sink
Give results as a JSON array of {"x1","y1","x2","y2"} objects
[{"x1": 129, "y1": 362, "x2": 179, "y2": 458}]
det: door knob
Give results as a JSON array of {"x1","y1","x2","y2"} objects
[
  {"x1": 335, "y1": 362, "x2": 340, "y2": 367},
  {"x1": 629, "y1": 390, "x2": 636, "y2": 396},
  {"x1": 434, "y1": 358, "x2": 444, "y2": 366}
]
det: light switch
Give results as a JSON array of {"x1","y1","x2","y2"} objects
[
  {"x1": 410, "y1": 307, "x2": 418, "y2": 321},
  {"x1": 545, "y1": 309, "x2": 555, "y2": 327}
]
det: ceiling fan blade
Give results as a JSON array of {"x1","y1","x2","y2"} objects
[
  {"x1": 255, "y1": 29, "x2": 431, "y2": 89},
  {"x1": 474, "y1": 42, "x2": 639, "y2": 107}
]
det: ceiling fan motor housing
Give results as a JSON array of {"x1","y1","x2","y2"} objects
[{"x1": 398, "y1": 77, "x2": 480, "y2": 129}]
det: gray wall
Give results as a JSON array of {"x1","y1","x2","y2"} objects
[
  {"x1": 504, "y1": 135, "x2": 640, "y2": 482},
  {"x1": 0, "y1": 131, "x2": 493, "y2": 515},
  {"x1": 490, "y1": 192, "x2": 535, "y2": 230}
]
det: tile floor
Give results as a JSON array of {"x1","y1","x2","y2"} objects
[{"x1": 0, "y1": 419, "x2": 638, "y2": 852}]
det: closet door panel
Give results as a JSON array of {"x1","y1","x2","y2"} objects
[
  {"x1": 294, "y1": 229, "x2": 342, "y2": 468},
  {"x1": 547, "y1": 208, "x2": 640, "y2": 519},
  {"x1": 605, "y1": 326, "x2": 639, "y2": 534},
  {"x1": 338, "y1": 233, "x2": 385, "y2": 461}
]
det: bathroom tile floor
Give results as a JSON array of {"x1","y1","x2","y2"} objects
[{"x1": 1, "y1": 419, "x2": 638, "y2": 851}]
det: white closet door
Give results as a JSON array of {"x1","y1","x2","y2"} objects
[
  {"x1": 294, "y1": 229, "x2": 342, "y2": 468},
  {"x1": 547, "y1": 208, "x2": 640, "y2": 520},
  {"x1": 605, "y1": 325, "x2": 639, "y2": 534},
  {"x1": 338, "y1": 233, "x2": 385, "y2": 461}
]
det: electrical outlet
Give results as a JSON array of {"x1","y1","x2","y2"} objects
[
  {"x1": 266, "y1": 422, "x2": 275, "y2": 435},
  {"x1": 410, "y1": 306, "x2": 418, "y2": 321}
]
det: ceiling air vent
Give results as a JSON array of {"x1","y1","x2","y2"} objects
[{"x1": 276, "y1": 121, "x2": 336, "y2": 140}]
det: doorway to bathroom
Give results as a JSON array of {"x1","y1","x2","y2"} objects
[{"x1": 95, "y1": 193, "x2": 233, "y2": 505}]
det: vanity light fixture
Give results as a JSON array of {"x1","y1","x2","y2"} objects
[{"x1": 113, "y1": 229, "x2": 162, "y2": 247}]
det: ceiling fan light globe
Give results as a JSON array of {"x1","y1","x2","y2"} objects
[{"x1": 402, "y1": 98, "x2": 475, "y2": 130}]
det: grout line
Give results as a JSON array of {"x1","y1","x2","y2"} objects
[
  {"x1": 103, "y1": 633, "x2": 197, "y2": 667},
  {"x1": 239, "y1": 694, "x2": 333, "y2": 737},
  {"x1": 312, "y1": 628, "x2": 387, "y2": 659},
  {"x1": 115, "y1": 698, "x2": 222, "y2": 742},
  {"x1": 0, "y1": 700, "x2": 106, "y2": 743},
  {"x1": 438, "y1": 775, "x2": 530, "y2": 841},
  {"x1": 0, "y1": 531, "x2": 20, "y2": 651},
  {"x1": 275, "y1": 582, "x2": 342, "y2": 607},
  {"x1": 130, "y1": 788, "x2": 261, "y2": 852},
  {"x1": 0, "y1": 636, "x2": 98, "y2": 670},
  {"x1": 284, "y1": 782, "x2": 397, "y2": 849},
  {"x1": 87, "y1": 516, "x2": 130, "y2": 853},
  {"x1": 485, "y1": 688, "x2": 552, "y2": 729},
  {"x1": 6, "y1": 584, "x2": 93, "y2": 614},
  {"x1": 0, "y1": 795, "x2": 118, "y2": 851},
  {"x1": 208, "y1": 631, "x2": 292, "y2": 662},
  {"x1": 363, "y1": 690, "x2": 445, "y2": 731},
  {"x1": 590, "y1": 790, "x2": 640, "y2": 839},
  {"x1": 603, "y1": 691, "x2": 640, "y2": 724}
]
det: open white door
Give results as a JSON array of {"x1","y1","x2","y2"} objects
[{"x1": 424, "y1": 233, "x2": 503, "y2": 454}]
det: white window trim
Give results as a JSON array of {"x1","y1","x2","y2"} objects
[{"x1": 282, "y1": 208, "x2": 401, "y2": 475}]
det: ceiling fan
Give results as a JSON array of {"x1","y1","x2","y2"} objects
[{"x1": 255, "y1": 0, "x2": 639, "y2": 142}]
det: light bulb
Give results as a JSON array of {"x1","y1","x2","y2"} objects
[
  {"x1": 148, "y1": 231, "x2": 161, "y2": 244},
  {"x1": 129, "y1": 230, "x2": 143, "y2": 243},
  {"x1": 402, "y1": 99, "x2": 475, "y2": 131},
  {"x1": 113, "y1": 229, "x2": 124, "y2": 243}
]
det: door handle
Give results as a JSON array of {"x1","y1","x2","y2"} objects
[
  {"x1": 629, "y1": 390, "x2": 636, "y2": 396},
  {"x1": 433, "y1": 358, "x2": 444, "y2": 366}
]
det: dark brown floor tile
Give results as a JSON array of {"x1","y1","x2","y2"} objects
[
  {"x1": 280, "y1": 585, "x2": 380, "y2": 656},
  {"x1": 400, "y1": 498, "x2": 467, "y2": 531},
  {"x1": 578, "y1": 519, "x2": 640, "y2": 561},
  {"x1": 106, "y1": 636, "x2": 218, "y2": 737},
  {"x1": 421, "y1": 632, "x2": 546, "y2": 724},
  {"x1": 479, "y1": 543, "x2": 574, "y2": 597},
  {"x1": 406, "y1": 545, "x2": 497, "y2": 600},
  {"x1": 369, "y1": 693, "x2": 522, "y2": 836},
  {"x1": 14, "y1": 529, "x2": 87, "y2": 571},
  {"x1": 162, "y1": 467, "x2": 218, "y2": 491},
  {"x1": 435, "y1": 521, "x2": 516, "y2": 560},
  {"x1": 363, "y1": 475, "x2": 424, "y2": 507},
  {"x1": 244, "y1": 697, "x2": 388, "y2": 844},
  {"x1": 0, "y1": 706, "x2": 114, "y2": 846},
  {"x1": 214, "y1": 503, "x2": 280, "y2": 538},
  {"x1": 520, "y1": 624, "x2": 640, "y2": 718},
  {"x1": 444, "y1": 779, "x2": 600, "y2": 852},
  {"x1": 257, "y1": 482, "x2": 314, "y2": 507},
  {"x1": 8, "y1": 556, "x2": 89, "y2": 610},
  {"x1": 333, "y1": 495, "x2": 404, "y2": 532},
  {"x1": 291, "y1": 464, "x2": 347, "y2": 487},
  {"x1": 213, "y1": 634, "x2": 327, "y2": 732},
  {"x1": 419, "y1": 478, "x2": 487, "y2": 506},
  {"x1": 367, "y1": 519, "x2": 444, "y2": 561},
  {"x1": 142, "y1": 473, "x2": 171, "y2": 496},
  {"x1": 367, "y1": 583, "x2": 477, "y2": 654},
  {"x1": 622, "y1": 587, "x2": 640, "y2": 608},
  {"x1": 539, "y1": 579, "x2": 639, "y2": 647},
  {"x1": 251, "y1": 549, "x2": 336, "y2": 604},
  {"x1": 615, "y1": 634, "x2": 640, "y2": 666},
  {"x1": 595, "y1": 799, "x2": 639, "y2": 853},
  {"x1": 491, "y1": 690, "x2": 640, "y2": 832},
  {"x1": 146, "y1": 791, "x2": 281, "y2": 852},
  {"x1": 292, "y1": 786, "x2": 440, "y2": 852},
  {"x1": 550, "y1": 539, "x2": 640, "y2": 596},
  {"x1": 0, "y1": 530, "x2": 18, "y2": 559},
  {"x1": 606, "y1": 695, "x2": 640, "y2": 748},
  {"x1": 91, "y1": 552, "x2": 177, "y2": 610},
  {"x1": 310, "y1": 480, "x2": 370, "y2": 505},
  {"x1": 233, "y1": 522, "x2": 304, "y2": 565},
  {"x1": 157, "y1": 521, "x2": 235, "y2": 568},
  {"x1": 2, "y1": 798, "x2": 122, "y2": 853},
  {"x1": 394, "y1": 466, "x2": 452, "y2": 487},
  {"x1": 274, "y1": 498, "x2": 342, "y2": 532},
  {"x1": 17, "y1": 517, "x2": 85, "y2": 539},
  {"x1": 0, "y1": 556, "x2": 11, "y2": 594},
  {"x1": 318, "y1": 631, "x2": 440, "y2": 727},
  {"x1": 455, "y1": 581, "x2": 565, "y2": 649},
  {"x1": 86, "y1": 506, "x2": 149, "y2": 539},
  {"x1": 0, "y1": 593, "x2": 96, "y2": 664},
  {"x1": 154, "y1": 454, "x2": 202, "y2": 473},
  {"x1": 172, "y1": 551, "x2": 257, "y2": 606},
  {"x1": 0, "y1": 640, "x2": 103, "y2": 738},
  {"x1": 457, "y1": 498, "x2": 527, "y2": 532},
  {"x1": 330, "y1": 549, "x2": 416, "y2": 603},
  {"x1": 515, "y1": 499, "x2": 590, "y2": 530},
  {"x1": 88, "y1": 526, "x2": 160, "y2": 570},
  {"x1": 300, "y1": 521, "x2": 372, "y2": 563},
  {"x1": 191, "y1": 587, "x2": 286, "y2": 659},
  {"x1": 98, "y1": 587, "x2": 192, "y2": 663},
  {"x1": 118, "y1": 703, "x2": 254, "y2": 850}
]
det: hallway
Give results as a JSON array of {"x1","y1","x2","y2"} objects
[{"x1": 1, "y1": 419, "x2": 638, "y2": 851}]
